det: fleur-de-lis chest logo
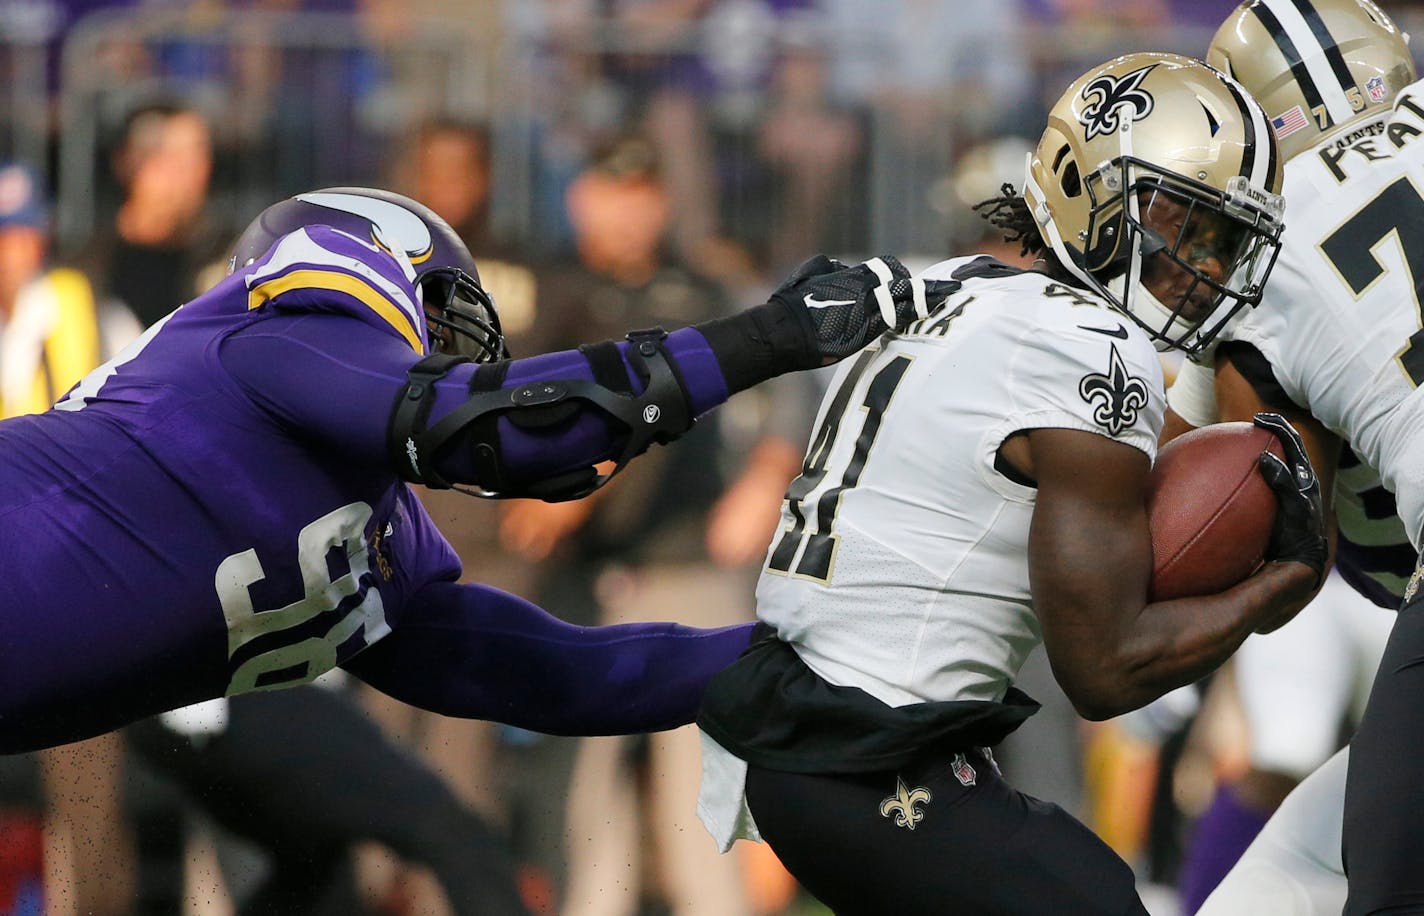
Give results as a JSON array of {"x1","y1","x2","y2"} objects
[
  {"x1": 879, "y1": 776, "x2": 933, "y2": 830},
  {"x1": 1079, "y1": 343, "x2": 1150, "y2": 436},
  {"x1": 1079, "y1": 64, "x2": 1157, "y2": 140}
]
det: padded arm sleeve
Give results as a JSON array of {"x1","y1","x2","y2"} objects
[
  {"x1": 218, "y1": 313, "x2": 732, "y2": 487},
  {"x1": 342, "y1": 580, "x2": 755, "y2": 735}
]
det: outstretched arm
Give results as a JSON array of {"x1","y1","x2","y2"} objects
[
  {"x1": 341, "y1": 580, "x2": 754, "y2": 735},
  {"x1": 390, "y1": 255, "x2": 953, "y2": 498},
  {"x1": 221, "y1": 256, "x2": 953, "y2": 499}
]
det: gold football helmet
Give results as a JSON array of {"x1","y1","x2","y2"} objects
[
  {"x1": 1208, "y1": 0, "x2": 1414, "y2": 161},
  {"x1": 1023, "y1": 52, "x2": 1286, "y2": 354}
]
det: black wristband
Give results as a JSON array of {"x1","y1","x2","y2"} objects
[{"x1": 695, "y1": 299, "x2": 818, "y2": 395}]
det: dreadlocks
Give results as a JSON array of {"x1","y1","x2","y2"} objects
[{"x1": 972, "y1": 183, "x2": 1045, "y2": 258}]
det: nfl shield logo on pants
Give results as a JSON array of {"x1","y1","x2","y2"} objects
[{"x1": 951, "y1": 752, "x2": 977, "y2": 787}]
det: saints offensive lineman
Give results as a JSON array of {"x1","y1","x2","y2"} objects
[
  {"x1": 695, "y1": 54, "x2": 1327, "y2": 915},
  {"x1": 1156, "y1": 2, "x2": 1424, "y2": 912}
]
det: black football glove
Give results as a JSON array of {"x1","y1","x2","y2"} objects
[
  {"x1": 1254, "y1": 412, "x2": 1327, "y2": 586},
  {"x1": 769, "y1": 255, "x2": 960, "y2": 363}
]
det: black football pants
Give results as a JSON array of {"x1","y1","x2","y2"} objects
[
  {"x1": 1344, "y1": 590, "x2": 1424, "y2": 915},
  {"x1": 744, "y1": 748, "x2": 1147, "y2": 915}
]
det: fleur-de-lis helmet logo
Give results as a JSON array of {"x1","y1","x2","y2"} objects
[
  {"x1": 1079, "y1": 64, "x2": 1157, "y2": 140},
  {"x1": 879, "y1": 776, "x2": 933, "y2": 831},
  {"x1": 1079, "y1": 343, "x2": 1150, "y2": 435}
]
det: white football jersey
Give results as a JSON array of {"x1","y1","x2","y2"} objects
[
  {"x1": 1202, "y1": 80, "x2": 1424, "y2": 553},
  {"x1": 698, "y1": 255, "x2": 1166, "y2": 852},
  {"x1": 753, "y1": 256, "x2": 1166, "y2": 709}
]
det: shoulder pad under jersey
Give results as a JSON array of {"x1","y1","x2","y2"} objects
[
  {"x1": 950, "y1": 256, "x2": 1033, "y2": 282},
  {"x1": 240, "y1": 224, "x2": 429, "y2": 354}
]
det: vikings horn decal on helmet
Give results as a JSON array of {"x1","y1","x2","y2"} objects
[
  {"x1": 229, "y1": 187, "x2": 506, "y2": 362},
  {"x1": 1022, "y1": 52, "x2": 1287, "y2": 355},
  {"x1": 1208, "y1": 0, "x2": 1415, "y2": 160}
]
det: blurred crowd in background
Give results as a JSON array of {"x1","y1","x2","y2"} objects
[{"x1": 2, "y1": 1, "x2": 1424, "y2": 915}]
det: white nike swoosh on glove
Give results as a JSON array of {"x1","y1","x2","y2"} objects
[{"x1": 803, "y1": 294, "x2": 858, "y2": 309}]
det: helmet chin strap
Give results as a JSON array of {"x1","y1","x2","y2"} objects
[
  {"x1": 1106, "y1": 273, "x2": 1190, "y2": 352},
  {"x1": 1024, "y1": 144, "x2": 1160, "y2": 339},
  {"x1": 1115, "y1": 117, "x2": 1217, "y2": 353},
  {"x1": 1022, "y1": 153, "x2": 1103, "y2": 295}
]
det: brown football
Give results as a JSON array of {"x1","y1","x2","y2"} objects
[{"x1": 1146, "y1": 422, "x2": 1283, "y2": 601}]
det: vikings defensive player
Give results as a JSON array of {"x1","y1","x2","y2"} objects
[{"x1": 0, "y1": 187, "x2": 950, "y2": 754}]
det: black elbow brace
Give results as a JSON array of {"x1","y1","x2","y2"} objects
[{"x1": 387, "y1": 329, "x2": 693, "y2": 501}]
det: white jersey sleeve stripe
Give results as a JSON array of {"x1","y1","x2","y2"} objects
[
  {"x1": 247, "y1": 228, "x2": 424, "y2": 340},
  {"x1": 247, "y1": 269, "x2": 425, "y2": 353}
]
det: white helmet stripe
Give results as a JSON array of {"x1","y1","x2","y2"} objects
[
  {"x1": 1118, "y1": 106, "x2": 1136, "y2": 160},
  {"x1": 1219, "y1": 71, "x2": 1277, "y2": 190},
  {"x1": 1120, "y1": 123, "x2": 1150, "y2": 336},
  {"x1": 1021, "y1": 157, "x2": 1099, "y2": 293},
  {"x1": 1259, "y1": 0, "x2": 1355, "y2": 126},
  {"x1": 1245, "y1": 88, "x2": 1275, "y2": 189}
]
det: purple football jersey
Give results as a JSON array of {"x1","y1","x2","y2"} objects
[
  {"x1": 0, "y1": 222, "x2": 757, "y2": 752},
  {"x1": 0, "y1": 227, "x2": 461, "y2": 744}
]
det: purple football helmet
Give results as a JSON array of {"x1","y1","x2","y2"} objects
[{"x1": 229, "y1": 187, "x2": 506, "y2": 362}]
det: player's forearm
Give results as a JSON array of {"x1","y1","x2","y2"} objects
[
  {"x1": 480, "y1": 326, "x2": 727, "y2": 485},
  {"x1": 403, "y1": 260, "x2": 943, "y2": 493},
  {"x1": 492, "y1": 297, "x2": 815, "y2": 406},
  {"x1": 343, "y1": 581, "x2": 755, "y2": 734},
  {"x1": 693, "y1": 299, "x2": 820, "y2": 393},
  {"x1": 219, "y1": 313, "x2": 764, "y2": 491},
  {"x1": 530, "y1": 619, "x2": 758, "y2": 734},
  {"x1": 1082, "y1": 562, "x2": 1317, "y2": 719},
  {"x1": 419, "y1": 306, "x2": 817, "y2": 491}
]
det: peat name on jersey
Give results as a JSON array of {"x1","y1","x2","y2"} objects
[{"x1": 1316, "y1": 90, "x2": 1424, "y2": 183}]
